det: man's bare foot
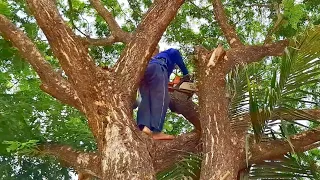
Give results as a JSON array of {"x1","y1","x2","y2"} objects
[
  {"x1": 142, "y1": 126, "x2": 152, "y2": 136},
  {"x1": 152, "y1": 132, "x2": 175, "y2": 140}
]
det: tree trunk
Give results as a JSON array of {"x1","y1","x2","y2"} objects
[
  {"x1": 196, "y1": 48, "x2": 244, "y2": 179},
  {"x1": 93, "y1": 95, "x2": 155, "y2": 179},
  {"x1": 199, "y1": 78, "x2": 240, "y2": 179}
]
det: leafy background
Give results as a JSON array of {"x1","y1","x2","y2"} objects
[{"x1": 0, "y1": 0, "x2": 320, "y2": 179}]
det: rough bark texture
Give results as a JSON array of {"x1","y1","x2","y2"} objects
[
  {"x1": 169, "y1": 91, "x2": 201, "y2": 131},
  {"x1": 196, "y1": 46, "x2": 242, "y2": 179},
  {"x1": 224, "y1": 40, "x2": 289, "y2": 72},
  {"x1": 23, "y1": 0, "x2": 186, "y2": 179},
  {"x1": 100, "y1": 113, "x2": 154, "y2": 179},
  {"x1": 2, "y1": 0, "x2": 320, "y2": 179},
  {"x1": 194, "y1": 39, "x2": 290, "y2": 178}
]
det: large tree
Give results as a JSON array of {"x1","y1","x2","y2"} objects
[{"x1": 0, "y1": 0, "x2": 320, "y2": 179}]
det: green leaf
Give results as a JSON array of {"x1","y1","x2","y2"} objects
[{"x1": 0, "y1": 1, "x2": 11, "y2": 17}]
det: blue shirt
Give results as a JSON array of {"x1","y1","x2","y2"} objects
[{"x1": 149, "y1": 48, "x2": 189, "y2": 78}]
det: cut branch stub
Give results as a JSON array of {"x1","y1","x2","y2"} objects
[
  {"x1": 195, "y1": 45, "x2": 227, "y2": 80},
  {"x1": 206, "y1": 44, "x2": 226, "y2": 69}
]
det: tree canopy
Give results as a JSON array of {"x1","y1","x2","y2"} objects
[{"x1": 0, "y1": 0, "x2": 320, "y2": 179}]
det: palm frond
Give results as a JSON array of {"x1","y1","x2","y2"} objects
[
  {"x1": 157, "y1": 150, "x2": 320, "y2": 180},
  {"x1": 249, "y1": 151, "x2": 320, "y2": 180},
  {"x1": 156, "y1": 154, "x2": 201, "y2": 180},
  {"x1": 228, "y1": 25, "x2": 320, "y2": 140}
]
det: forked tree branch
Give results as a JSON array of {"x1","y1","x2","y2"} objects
[
  {"x1": 39, "y1": 144, "x2": 101, "y2": 178},
  {"x1": 0, "y1": 14, "x2": 83, "y2": 111},
  {"x1": 89, "y1": 0, "x2": 130, "y2": 43},
  {"x1": 249, "y1": 126, "x2": 320, "y2": 165},
  {"x1": 26, "y1": 0, "x2": 99, "y2": 92},
  {"x1": 212, "y1": 0, "x2": 243, "y2": 48},
  {"x1": 154, "y1": 106, "x2": 319, "y2": 172}
]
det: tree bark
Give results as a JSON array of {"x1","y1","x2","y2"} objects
[
  {"x1": 196, "y1": 46, "x2": 244, "y2": 179},
  {"x1": 85, "y1": 92, "x2": 155, "y2": 179}
]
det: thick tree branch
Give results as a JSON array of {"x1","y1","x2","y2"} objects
[
  {"x1": 39, "y1": 144, "x2": 101, "y2": 178},
  {"x1": 249, "y1": 126, "x2": 320, "y2": 165},
  {"x1": 0, "y1": 15, "x2": 83, "y2": 111},
  {"x1": 89, "y1": 0, "x2": 130, "y2": 43},
  {"x1": 26, "y1": 0, "x2": 107, "y2": 146},
  {"x1": 152, "y1": 132, "x2": 201, "y2": 173},
  {"x1": 114, "y1": 0, "x2": 185, "y2": 96},
  {"x1": 170, "y1": 91, "x2": 247, "y2": 134},
  {"x1": 26, "y1": 0, "x2": 98, "y2": 92},
  {"x1": 212, "y1": 0, "x2": 243, "y2": 48},
  {"x1": 224, "y1": 40, "x2": 289, "y2": 72},
  {"x1": 40, "y1": 82, "x2": 83, "y2": 111},
  {"x1": 169, "y1": 92, "x2": 201, "y2": 131}
]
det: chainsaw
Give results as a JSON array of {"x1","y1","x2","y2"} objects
[{"x1": 168, "y1": 75, "x2": 197, "y2": 95}]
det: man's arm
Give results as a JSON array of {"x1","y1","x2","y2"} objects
[{"x1": 170, "y1": 49, "x2": 189, "y2": 75}]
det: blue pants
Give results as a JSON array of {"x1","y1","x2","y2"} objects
[{"x1": 137, "y1": 63, "x2": 169, "y2": 132}]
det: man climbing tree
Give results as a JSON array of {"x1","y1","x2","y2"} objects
[
  {"x1": 0, "y1": 0, "x2": 320, "y2": 180},
  {"x1": 137, "y1": 48, "x2": 190, "y2": 140}
]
